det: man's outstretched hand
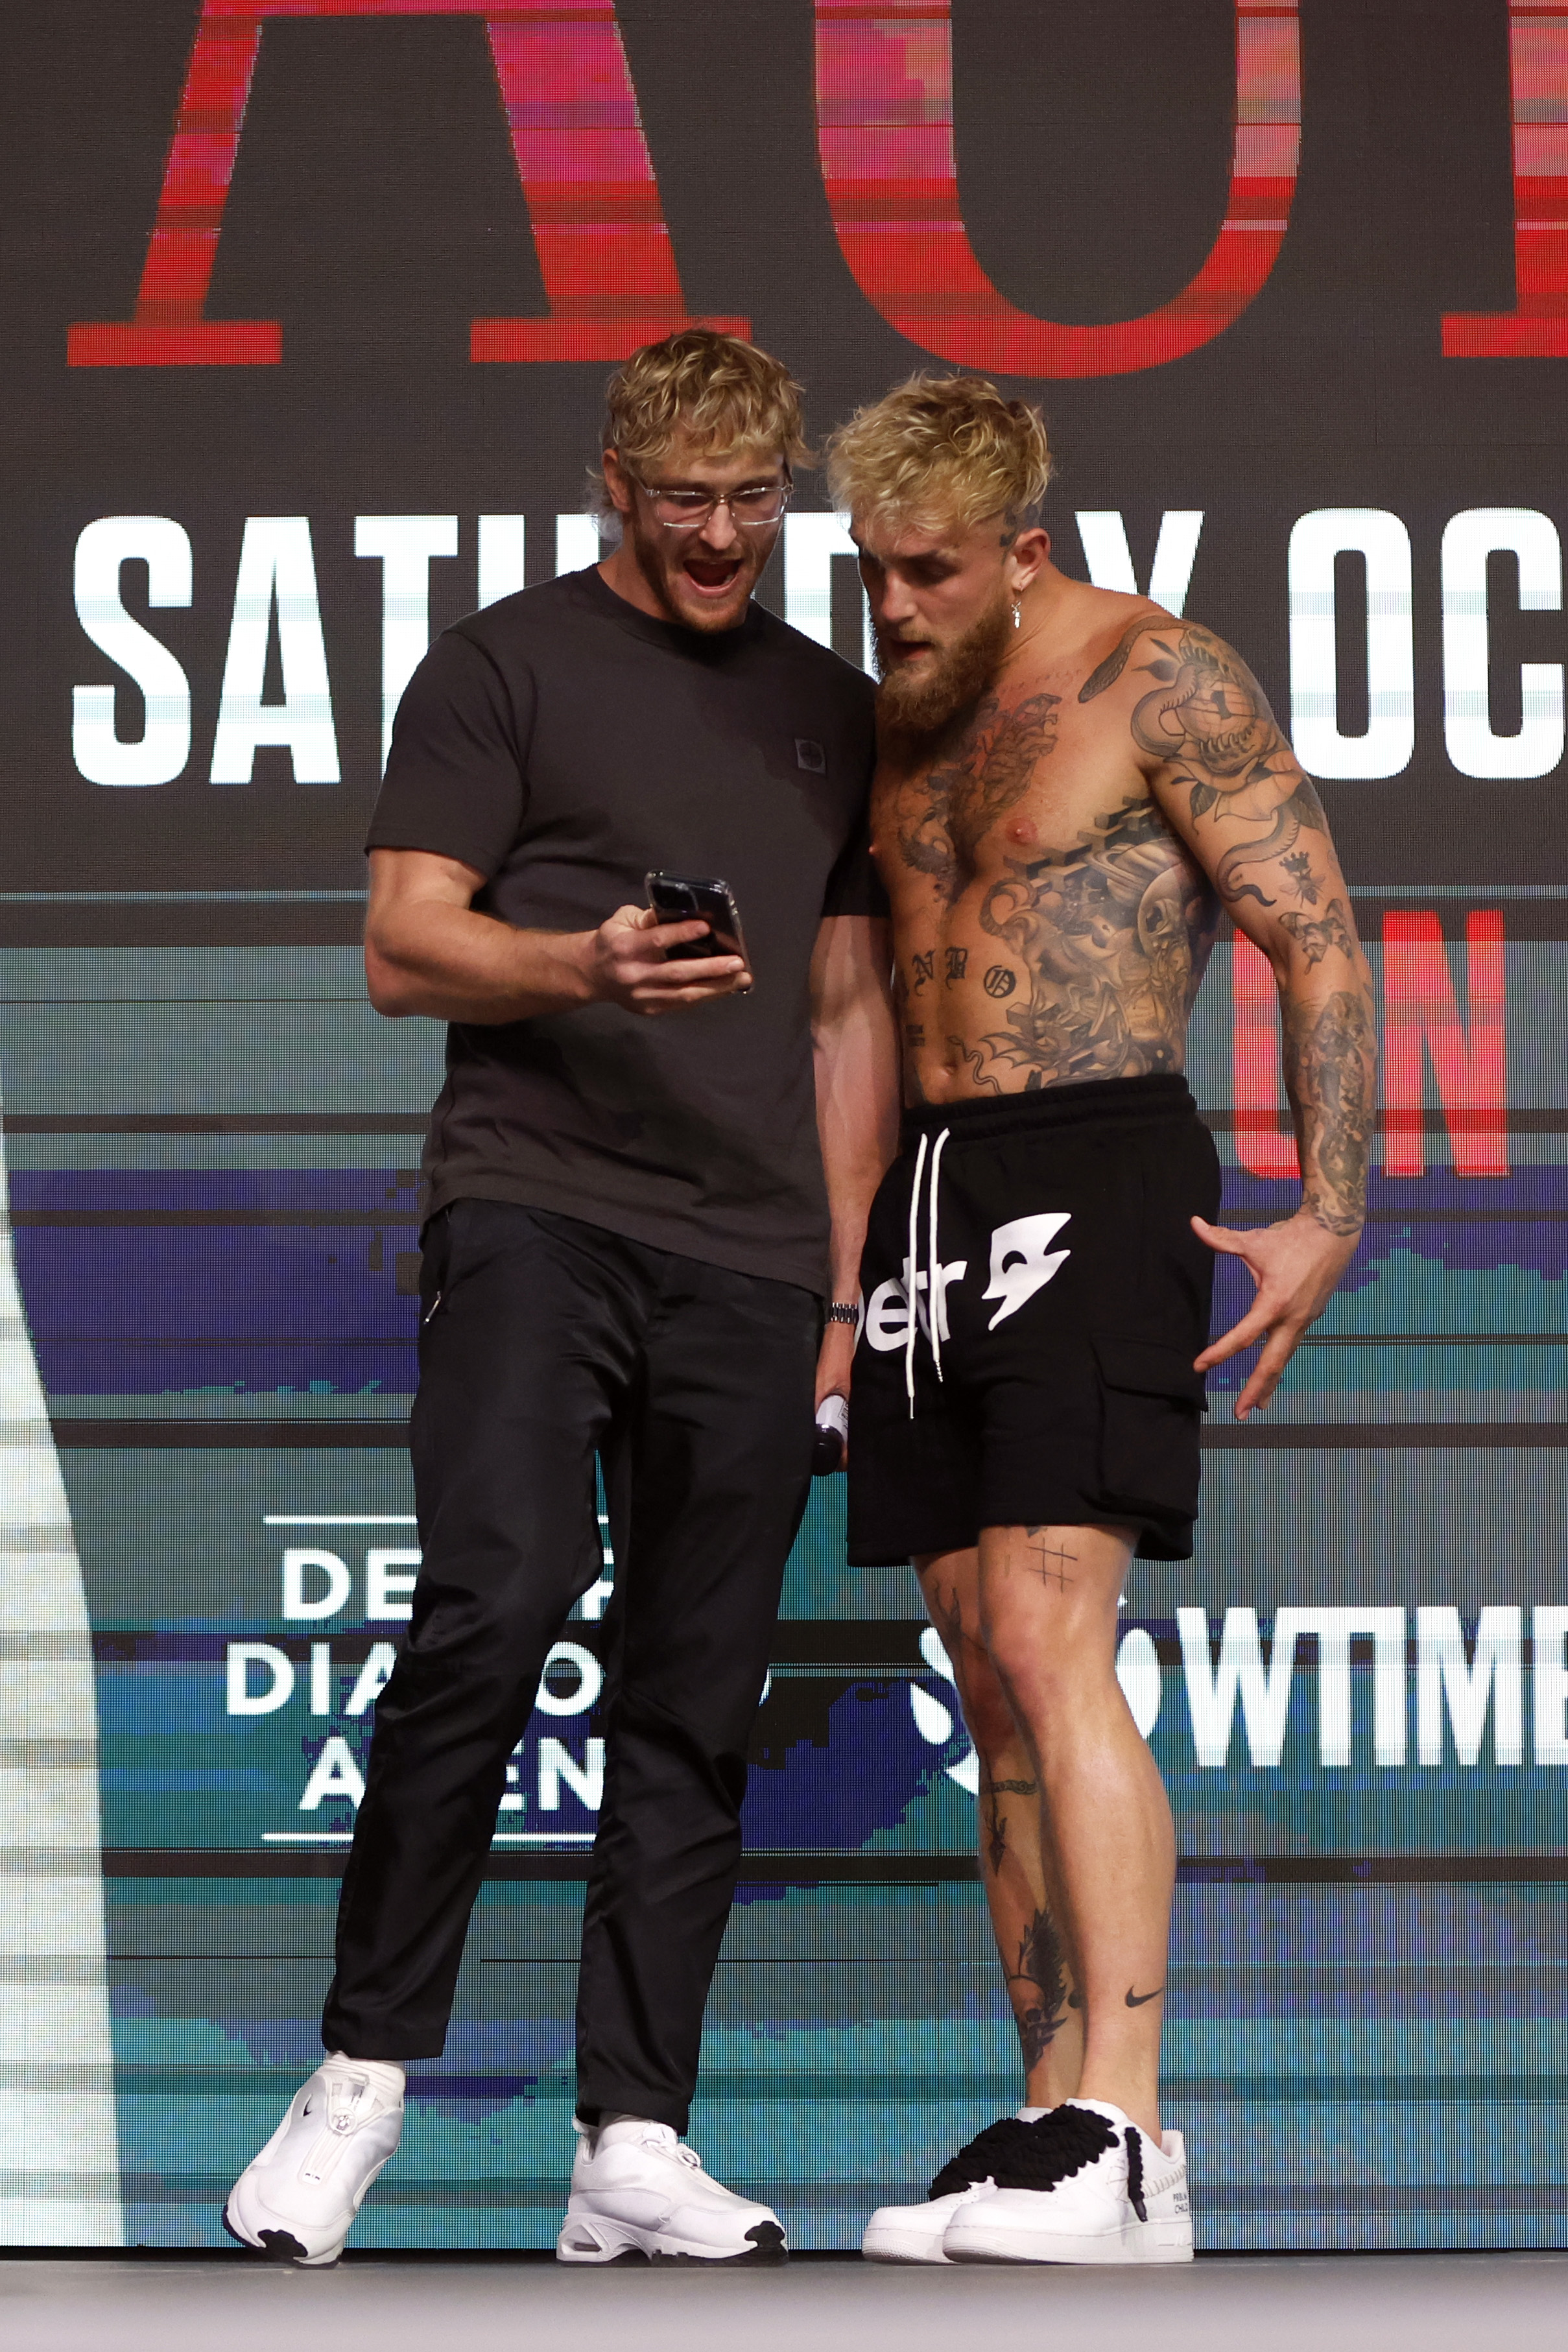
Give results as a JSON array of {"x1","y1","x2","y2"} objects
[{"x1": 1193, "y1": 1210, "x2": 1360, "y2": 1421}]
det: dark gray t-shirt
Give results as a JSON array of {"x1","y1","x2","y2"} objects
[{"x1": 366, "y1": 567, "x2": 881, "y2": 1294}]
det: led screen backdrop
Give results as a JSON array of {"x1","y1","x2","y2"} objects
[{"x1": 1, "y1": 0, "x2": 1565, "y2": 2252}]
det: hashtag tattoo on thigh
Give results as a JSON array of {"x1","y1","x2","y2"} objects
[{"x1": 1024, "y1": 1528, "x2": 1076, "y2": 1589}]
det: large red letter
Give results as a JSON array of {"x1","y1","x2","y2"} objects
[
  {"x1": 1382, "y1": 912, "x2": 1509, "y2": 1177},
  {"x1": 68, "y1": 0, "x2": 745, "y2": 366},
  {"x1": 814, "y1": 0, "x2": 1300, "y2": 378},
  {"x1": 1443, "y1": 2, "x2": 1568, "y2": 358}
]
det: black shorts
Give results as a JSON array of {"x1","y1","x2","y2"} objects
[{"x1": 847, "y1": 1075, "x2": 1222, "y2": 1565}]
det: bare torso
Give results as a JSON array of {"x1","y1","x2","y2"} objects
[{"x1": 872, "y1": 580, "x2": 1224, "y2": 1106}]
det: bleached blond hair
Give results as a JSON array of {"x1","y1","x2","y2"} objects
[
  {"x1": 825, "y1": 373, "x2": 1053, "y2": 542},
  {"x1": 602, "y1": 329, "x2": 810, "y2": 477}
]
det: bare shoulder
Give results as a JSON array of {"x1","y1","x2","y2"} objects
[
  {"x1": 1073, "y1": 595, "x2": 1184, "y2": 704},
  {"x1": 1076, "y1": 606, "x2": 1278, "y2": 716},
  {"x1": 1075, "y1": 609, "x2": 1302, "y2": 796}
]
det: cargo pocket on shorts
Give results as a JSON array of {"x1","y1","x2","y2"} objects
[{"x1": 1091, "y1": 1336, "x2": 1207, "y2": 1522}]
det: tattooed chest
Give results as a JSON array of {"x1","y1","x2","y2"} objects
[{"x1": 881, "y1": 690, "x2": 1063, "y2": 903}]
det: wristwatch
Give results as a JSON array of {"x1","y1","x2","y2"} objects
[{"x1": 824, "y1": 1301, "x2": 859, "y2": 1326}]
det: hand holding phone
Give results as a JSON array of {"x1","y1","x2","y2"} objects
[
  {"x1": 575, "y1": 881, "x2": 750, "y2": 1017},
  {"x1": 646, "y1": 872, "x2": 752, "y2": 990}
]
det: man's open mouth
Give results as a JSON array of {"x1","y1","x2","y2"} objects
[{"x1": 683, "y1": 556, "x2": 744, "y2": 594}]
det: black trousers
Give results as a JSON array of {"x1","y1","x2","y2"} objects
[{"x1": 322, "y1": 1200, "x2": 818, "y2": 2132}]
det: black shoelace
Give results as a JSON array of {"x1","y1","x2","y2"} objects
[
  {"x1": 928, "y1": 2115, "x2": 1043, "y2": 2201},
  {"x1": 1124, "y1": 2125, "x2": 1147, "y2": 2222},
  {"x1": 930, "y1": 2106, "x2": 1153, "y2": 2222},
  {"x1": 982, "y1": 2103, "x2": 1120, "y2": 2195}
]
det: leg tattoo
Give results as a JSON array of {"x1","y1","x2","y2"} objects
[
  {"x1": 925, "y1": 1578, "x2": 971, "y2": 1665},
  {"x1": 1007, "y1": 1906, "x2": 1073, "y2": 2071},
  {"x1": 1024, "y1": 1526, "x2": 1078, "y2": 1591},
  {"x1": 979, "y1": 1776, "x2": 1037, "y2": 1881},
  {"x1": 984, "y1": 1788, "x2": 1007, "y2": 1876}
]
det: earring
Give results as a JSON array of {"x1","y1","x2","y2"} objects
[{"x1": 1011, "y1": 600, "x2": 1021, "y2": 630}]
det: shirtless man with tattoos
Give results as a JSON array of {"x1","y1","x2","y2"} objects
[{"x1": 826, "y1": 377, "x2": 1375, "y2": 2266}]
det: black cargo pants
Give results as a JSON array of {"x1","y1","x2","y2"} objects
[{"x1": 322, "y1": 1199, "x2": 818, "y2": 2132}]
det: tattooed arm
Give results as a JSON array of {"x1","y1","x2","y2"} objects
[{"x1": 1086, "y1": 617, "x2": 1376, "y2": 1416}]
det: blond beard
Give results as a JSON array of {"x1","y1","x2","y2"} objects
[{"x1": 874, "y1": 586, "x2": 1014, "y2": 746}]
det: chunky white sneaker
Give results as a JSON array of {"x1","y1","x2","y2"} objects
[
  {"x1": 556, "y1": 2116, "x2": 787, "y2": 2264},
  {"x1": 862, "y1": 2116, "x2": 1045, "y2": 2263},
  {"x1": 223, "y1": 2056, "x2": 405, "y2": 2265},
  {"x1": 942, "y1": 2099, "x2": 1193, "y2": 2266}
]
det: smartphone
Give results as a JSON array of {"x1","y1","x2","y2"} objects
[{"x1": 645, "y1": 871, "x2": 751, "y2": 971}]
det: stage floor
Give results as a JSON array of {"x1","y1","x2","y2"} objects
[{"x1": 3, "y1": 2251, "x2": 1565, "y2": 2352}]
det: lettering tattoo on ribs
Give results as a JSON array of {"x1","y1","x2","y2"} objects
[
  {"x1": 892, "y1": 691, "x2": 1062, "y2": 906},
  {"x1": 968, "y1": 795, "x2": 1217, "y2": 1090}
]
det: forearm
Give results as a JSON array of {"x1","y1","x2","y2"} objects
[
  {"x1": 1277, "y1": 956, "x2": 1377, "y2": 1237},
  {"x1": 820, "y1": 1139, "x2": 883, "y2": 1303},
  {"x1": 816, "y1": 1045, "x2": 899, "y2": 1305},
  {"x1": 813, "y1": 1041, "x2": 894, "y2": 1412},
  {"x1": 366, "y1": 899, "x2": 593, "y2": 1024},
  {"x1": 808, "y1": 916, "x2": 900, "y2": 1305}
]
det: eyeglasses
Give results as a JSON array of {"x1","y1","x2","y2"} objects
[{"x1": 636, "y1": 477, "x2": 792, "y2": 530}]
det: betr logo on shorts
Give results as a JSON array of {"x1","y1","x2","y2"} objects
[
  {"x1": 862, "y1": 1214, "x2": 1072, "y2": 1349},
  {"x1": 981, "y1": 1213, "x2": 1072, "y2": 1328}
]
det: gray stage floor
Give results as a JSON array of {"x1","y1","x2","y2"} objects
[{"x1": 3, "y1": 2251, "x2": 1565, "y2": 2352}]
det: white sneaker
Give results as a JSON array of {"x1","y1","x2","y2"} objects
[
  {"x1": 942, "y1": 2099, "x2": 1193, "y2": 2266},
  {"x1": 223, "y1": 2056, "x2": 405, "y2": 2265},
  {"x1": 555, "y1": 2116, "x2": 787, "y2": 2264},
  {"x1": 862, "y1": 2116, "x2": 1043, "y2": 2263}
]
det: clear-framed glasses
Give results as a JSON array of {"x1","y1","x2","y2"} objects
[{"x1": 636, "y1": 476, "x2": 792, "y2": 530}]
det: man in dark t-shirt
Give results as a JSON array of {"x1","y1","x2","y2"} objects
[{"x1": 224, "y1": 335, "x2": 897, "y2": 2267}]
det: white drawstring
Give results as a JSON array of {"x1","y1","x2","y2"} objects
[
  {"x1": 927, "y1": 1124, "x2": 951, "y2": 1382},
  {"x1": 903, "y1": 1130, "x2": 929, "y2": 1416}
]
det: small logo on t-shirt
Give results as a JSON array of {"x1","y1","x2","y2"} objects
[{"x1": 795, "y1": 737, "x2": 826, "y2": 774}]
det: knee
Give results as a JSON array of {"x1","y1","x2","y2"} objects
[
  {"x1": 979, "y1": 1608, "x2": 1103, "y2": 1726},
  {"x1": 951, "y1": 1650, "x2": 1019, "y2": 1762}
]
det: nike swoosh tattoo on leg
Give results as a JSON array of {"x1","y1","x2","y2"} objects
[{"x1": 1124, "y1": 1985, "x2": 1165, "y2": 2008}]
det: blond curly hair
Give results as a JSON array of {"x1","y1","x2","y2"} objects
[
  {"x1": 825, "y1": 374, "x2": 1053, "y2": 541},
  {"x1": 602, "y1": 329, "x2": 810, "y2": 477}
]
